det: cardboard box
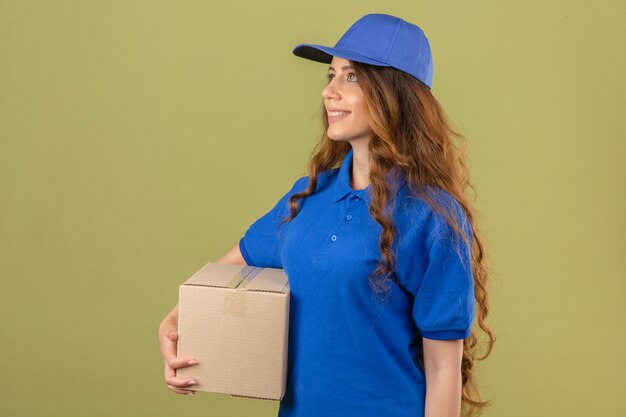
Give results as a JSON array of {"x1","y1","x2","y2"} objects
[{"x1": 175, "y1": 261, "x2": 290, "y2": 400}]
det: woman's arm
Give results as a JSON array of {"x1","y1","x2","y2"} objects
[{"x1": 423, "y1": 338, "x2": 464, "y2": 417}]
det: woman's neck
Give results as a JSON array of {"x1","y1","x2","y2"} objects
[{"x1": 350, "y1": 143, "x2": 371, "y2": 190}]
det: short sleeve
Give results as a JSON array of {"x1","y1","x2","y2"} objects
[
  {"x1": 406, "y1": 197, "x2": 475, "y2": 340},
  {"x1": 239, "y1": 176, "x2": 308, "y2": 268}
]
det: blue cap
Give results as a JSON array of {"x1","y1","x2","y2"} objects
[{"x1": 293, "y1": 13, "x2": 434, "y2": 89}]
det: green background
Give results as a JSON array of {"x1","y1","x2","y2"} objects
[{"x1": 1, "y1": 1, "x2": 624, "y2": 416}]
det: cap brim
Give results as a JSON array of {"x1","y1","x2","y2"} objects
[{"x1": 292, "y1": 44, "x2": 391, "y2": 67}]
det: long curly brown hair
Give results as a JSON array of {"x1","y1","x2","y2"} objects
[{"x1": 278, "y1": 59, "x2": 496, "y2": 417}]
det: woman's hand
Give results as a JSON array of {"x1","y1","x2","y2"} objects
[{"x1": 159, "y1": 308, "x2": 199, "y2": 396}]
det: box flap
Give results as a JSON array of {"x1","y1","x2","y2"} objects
[
  {"x1": 181, "y1": 262, "x2": 254, "y2": 288},
  {"x1": 244, "y1": 267, "x2": 289, "y2": 294},
  {"x1": 181, "y1": 262, "x2": 289, "y2": 294}
]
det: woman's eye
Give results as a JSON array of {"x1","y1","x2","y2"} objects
[{"x1": 326, "y1": 73, "x2": 358, "y2": 82}]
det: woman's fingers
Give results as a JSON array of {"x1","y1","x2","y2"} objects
[
  {"x1": 160, "y1": 326, "x2": 199, "y2": 396},
  {"x1": 167, "y1": 384, "x2": 195, "y2": 396},
  {"x1": 164, "y1": 374, "x2": 198, "y2": 389},
  {"x1": 161, "y1": 329, "x2": 198, "y2": 370},
  {"x1": 161, "y1": 329, "x2": 179, "y2": 363},
  {"x1": 164, "y1": 360, "x2": 198, "y2": 392},
  {"x1": 168, "y1": 357, "x2": 199, "y2": 369}
]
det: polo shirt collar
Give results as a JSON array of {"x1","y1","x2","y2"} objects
[
  {"x1": 331, "y1": 147, "x2": 373, "y2": 204},
  {"x1": 331, "y1": 147, "x2": 408, "y2": 205}
]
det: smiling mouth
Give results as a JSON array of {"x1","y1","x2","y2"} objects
[{"x1": 328, "y1": 111, "x2": 350, "y2": 122}]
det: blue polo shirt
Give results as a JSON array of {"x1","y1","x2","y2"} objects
[{"x1": 239, "y1": 147, "x2": 474, "y2": 417}]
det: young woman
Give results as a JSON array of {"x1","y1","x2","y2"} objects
[{"x1": 159, "y1": 13, "x2": 495, "y2": 417}]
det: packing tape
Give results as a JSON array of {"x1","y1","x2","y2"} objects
[{"x1": 223, "y1": 267, "x2": 262, "y2": 317}]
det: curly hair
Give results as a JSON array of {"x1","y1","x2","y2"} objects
[{"x1": 278, "y1": 59, "x2": 496, "y2": 417}]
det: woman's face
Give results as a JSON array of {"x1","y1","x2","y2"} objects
[{"x1": 322, "y1": 57, "x2": 373, "y2": 144}]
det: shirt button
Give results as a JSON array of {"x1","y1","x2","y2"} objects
[
  {"x1": 346, "y1": 214, "x2": 353, "y2": 221},
  {"x1": 330, "y1": 234, "x2": 337, "y2": 242}
]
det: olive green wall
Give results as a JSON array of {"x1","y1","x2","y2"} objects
[{"x1": 1, "y1": 1, "x2": 624, "y2": 416}]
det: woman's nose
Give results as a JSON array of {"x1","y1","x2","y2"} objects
[{"x1": 322, "y1": 80, "x2": 340, "y2": 100}]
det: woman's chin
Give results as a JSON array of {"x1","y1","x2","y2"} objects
[
  {"x1": 326, "y1": 131, "x2": 350, "y2": 141},
  {"x1": 327, "y1": 136, "x2": 347, "y2": 142}
]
